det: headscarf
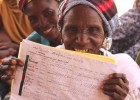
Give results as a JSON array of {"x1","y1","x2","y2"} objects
[
  {"x1": 0, "y1": 0, "x2": 33, "y2": 44},
  {"x1": 18, "y1": 0, "x2": 31, "y2": 11},
  {"x1": 58, "y1": 0, "x2": 118, "y2": 37},
  {"x1": 18, "y1": 0, "x2": 64, "y2": 11}
]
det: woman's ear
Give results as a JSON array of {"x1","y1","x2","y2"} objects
[
  {"x1": 102, "y1": 37, "x2": 112, "y2": 50},
  {"x1": 59, "y1": 27, "x2": 63, "y2": 44},
  {"x1": 60, "y1": 35, "x2": 63, "y2": 44}
]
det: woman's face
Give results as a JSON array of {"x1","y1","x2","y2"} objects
[
  {"x1": 61, "y1": 5, "x2": 106, "y2": 54},
  {"x1": 24, "y1": 0, "x2": 59, "y2": 41},
  {"x1": 137, "y1": 1, "x2": 140, "y2": 12}
]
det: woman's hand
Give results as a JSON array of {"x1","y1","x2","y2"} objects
[
  {"x1": 0, "y1": 42, "x2": 19, "y2": 58},
  {"x1": 0, "y1": 48, "x2": 17, "y2": 59},
  {"x1": 102, "y1": 73, "x2": 129, "y2": 100},
  {"x1": 0, "y1": 57, "x2": 23, "y2": 83}
]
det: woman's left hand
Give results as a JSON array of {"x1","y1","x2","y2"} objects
[
  {"x1": 102, "y1": 73, "x2": 129, "y2": 100},
  {"x1": 0, "y1": 57, "x2": 23, "y2": 84}
]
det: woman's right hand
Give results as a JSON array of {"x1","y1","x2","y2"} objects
[
  {"x1": 0, "y1": 57, "x2": 23, "y2": 83},
  {"x1": 102, "y1": 73, "x2": 129, "y2": 100},
  {"x1": 0, "y1": 42, "x2": 19, "y2": 59}
]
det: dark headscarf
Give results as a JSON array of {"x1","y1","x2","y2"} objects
[{"x1": 58, "y1": 0, "x2": 118, "y2": 37}]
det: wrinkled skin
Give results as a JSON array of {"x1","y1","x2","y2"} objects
[
  {"x1": 61, "y1": 5, "x2": 129, "y2": 99},
  {"x1": 137, "y1": 1, "x2": 140, "y2": 12},
  {"x1": 0, "y1": 4, "x2": 129, "y2": 100},
  {"x1": 0, "y1": 57, "x2": 23, "y2": 84}
]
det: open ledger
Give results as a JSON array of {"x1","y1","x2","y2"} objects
[{"x1": 10, "y1": 40, "x2": 117, "y2": 100}]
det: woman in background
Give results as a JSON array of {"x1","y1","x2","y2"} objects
[
  {"x1": 0, "y1": 0, "x2": 33, "y2": 59},
  {"x1": 111, "y1": 0, "x2": 140, "y2": 59},
  {"x1": 19, "y1": 0, "x2": 63, "y2": 46},
  {"x1": 0, "y1": 0, "x2": 63, "y2": 99}
]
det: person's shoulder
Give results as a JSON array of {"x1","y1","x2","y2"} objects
[
  {"x1": 56, "y1": 44, "x2": 65, "y2": 48},
  {"x1": 112, "y1": 53, "x2": 134, "y2": 60},
  {"x1": 111, "y1": 53, "x2": 140, "y2": 91},
  {"x1": 120, "y1": 8, "x2": 140, "y2": 20},
  {"x1": 111, "y1": 53, "x2": 137, "y2": 66},
  {"x1": 26, "y1": 31, "x2": 42, "y2": 43}
]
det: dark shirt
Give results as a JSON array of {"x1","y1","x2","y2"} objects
[{"x1": 0, "y1": 81, "x2": 10, "y2": 100}]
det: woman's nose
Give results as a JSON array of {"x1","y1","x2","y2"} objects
[
  {"x1": 39, "y1": 16, "x2": 49, "y2": 29},
  {"x1": 75, "y1": 34, "x2": 90, "y2": 45}
]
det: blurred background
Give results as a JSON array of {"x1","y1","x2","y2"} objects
[{"x1": 114, "y1": 0, "x2": 135, "y2": 16}]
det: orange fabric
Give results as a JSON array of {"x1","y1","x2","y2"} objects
[
  {"x1": 0, "y1": 0, "x2": 33, "y2": 44},
  {"x1": 18, "y1": 0, "x2": 31, "y2": 10}
]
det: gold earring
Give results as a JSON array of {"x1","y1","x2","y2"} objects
[{"x1": 61, "y1": 39, "x2": 63, "y2": 44}]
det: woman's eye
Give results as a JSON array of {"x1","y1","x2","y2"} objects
[
  {"x1": 29, "y1": 17, "x2": 37, "y2": 24},
  {"x1": 88, "y1": 27, "x2": 100, "y2": 34},
  {"x1": 44, "y1": 10, "x2": 54, "y2": 17},
  {"x1": 69, "y1": 27, "x2": 78, "y2": 33}
]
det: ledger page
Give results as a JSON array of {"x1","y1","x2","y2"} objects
[{"x1": 10, "y1": 40, "x2": 117, "y2": 100}]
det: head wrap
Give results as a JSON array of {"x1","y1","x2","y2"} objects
[
  {"x1": 58, "y1": 0, "x2": 119, "y2": 37},
  {"x1": 18, "y1": 0, "x2": 63, "y2": 11},
  {"x1": 18, "y1": 0, "x2": 31, "y2": 10}
]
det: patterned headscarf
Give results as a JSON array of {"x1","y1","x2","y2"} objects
[
  {"x1": 18, "y1": 0, "x2": 63, "y2": 11},
  {"x1": 58, "y1": 0, "x2": 118, "y2": 37},
  {"x1": 18, "y1": 0, "x2": 31, "y2": 10}
]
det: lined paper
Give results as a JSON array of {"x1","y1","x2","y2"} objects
[{"x1": 10, "y1": 40, "x2": 117, "y2": 100}]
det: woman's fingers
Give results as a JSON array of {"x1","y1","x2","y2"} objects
[
  {"x1": 103, "y1": 91, "x2": 124, "y2": 100},
  {"x1": 0, "y1": 65, "x2": 10, "y2": 71},
  {"x1": 0, "y1": 65, "x2": 16, "y2": 82},
  {"x1": 102, "y1": 73, "x2": 129, "y2": 99},
  {"x1": 103, "y1": 78, "x2": 129, "y2": 92},
  {"x1": 2, "y1": 57, "x2": 24, "y2": 66},
  {"x1": 109, "y1": 73, "x2": 129, "y2": 84},
  {"x1": 103, "y1": 84, "x2": 128, "y2": 98},
  {"x1": 0, "y1": 74, "x2": 15, "y2": 81},
  {"x1": 16, "y1": 59, "x2": 24, "y2": 66},
  {"x1": 0, "y1": 57, "x2": 23, "y2": 82},
  {"x1": 2, "y1": 57, "x2": 17, "y2": 65},
  {"x1": 0, "y1": 65, "x2": 16, "y2": 72}
]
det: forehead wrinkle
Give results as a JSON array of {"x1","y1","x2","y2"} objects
[
  {"x1": 25, "y1": 0, "x2": 57, "y2": 16},
  {"x1": 63, "y1": 8, "x2": 103, "y2": 29}
]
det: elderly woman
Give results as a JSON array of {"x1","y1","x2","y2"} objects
[
  {"x1": 19, "y1": 0, "x2": 63, "y2": 46},
  {"x1": 1, "y1": 0, "x2": 140, "y2": 100},
  {"x1": 111, "y1": 0, "x2": 140, "y2": 60},
  {"x1": 57, "y1": 0, "x2": 140, "y2": 99}
]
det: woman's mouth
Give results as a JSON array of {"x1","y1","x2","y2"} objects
[
  {"x1": 43, "y1": 26, "x2": 54, "y2": 34},
  {"x1": 74, "y1": 48, "x2": 89, "y2": 53}
]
